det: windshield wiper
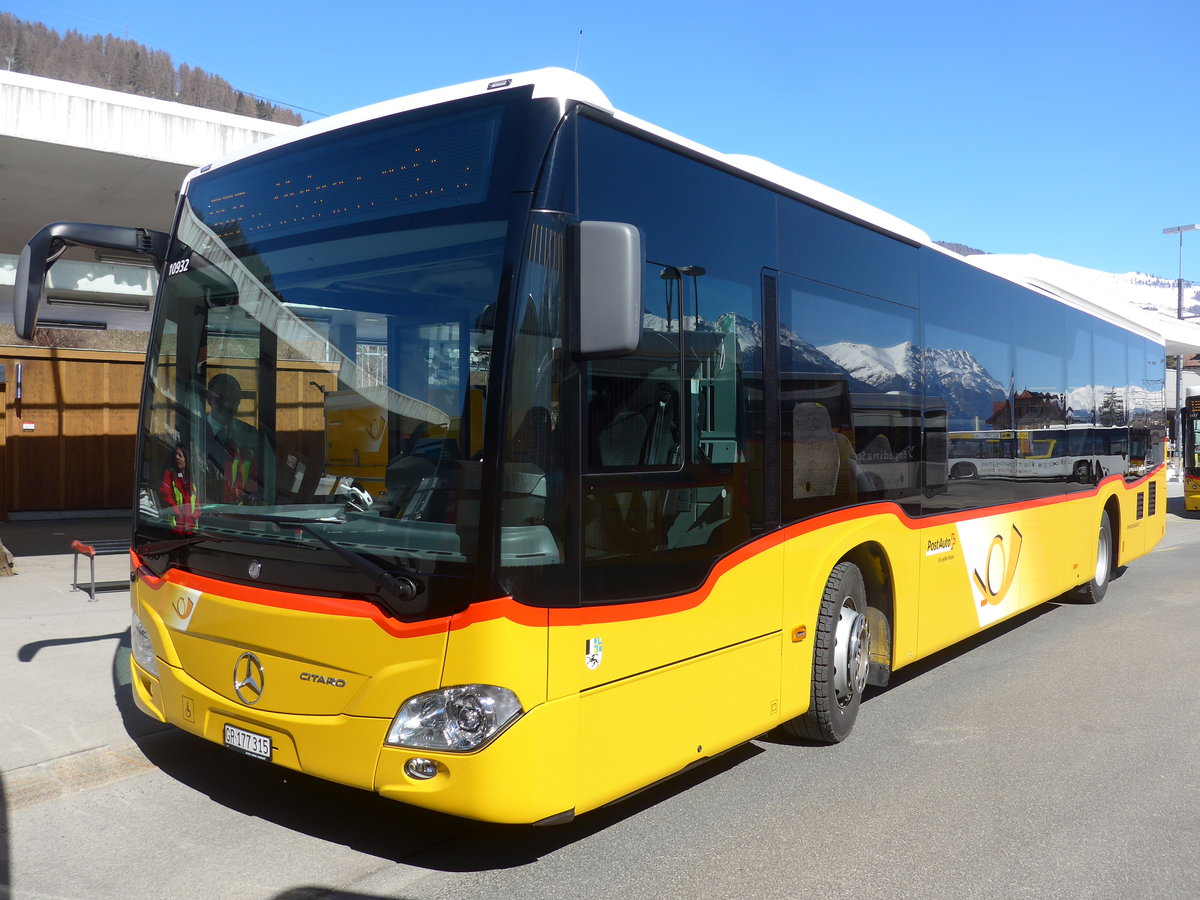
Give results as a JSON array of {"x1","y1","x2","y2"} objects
[
  {"x1": 203, "y1": 511, "x2": 422, "y2": 619},
  {"x1": 135, "y1": 530, "x2": 229, "y2": 558}
]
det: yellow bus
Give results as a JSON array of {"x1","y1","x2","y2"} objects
[
  {"x1": 1183, "y1": 386, "x2": 1200, "y2": 511},
  {"x1": 948, "y1": 425, "x2": 1138, "y2": 484},
  {"x1": 13, "y1": 69, "x2": 1167, "y2": 825}
]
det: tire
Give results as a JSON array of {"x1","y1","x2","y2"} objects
[
  {"x1": 1077, "y1": 510, "x2": 1113, "y2": 603},
  {"x1": 781, "y1": 561, "x2": 871, "y2": 743}
]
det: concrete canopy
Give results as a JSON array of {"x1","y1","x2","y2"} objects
[
  {"x1": 0, "y1": 132, "x2": 190, "y2": 252},
  {"x1": 0, "y1": 70, "x2": 295, "y2": 330}
]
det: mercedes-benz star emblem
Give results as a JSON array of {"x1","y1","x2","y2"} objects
[
  {"x1": 248, "y1": 559, "x2": 262, "y2": 579},
  {"x1": 233, "y1": 652, "x2": 265, "y2": 705}
]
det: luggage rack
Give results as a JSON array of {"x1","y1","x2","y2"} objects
[{"x1": 70, "y1": 539, "x2": 131, "y2": 600}]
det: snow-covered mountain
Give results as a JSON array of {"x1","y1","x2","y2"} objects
[
  {"x1": 684, "y1": 251, "x2": 1183, "y2": 424},
  {"x1": 947, "y1": 251, "x2": 1200, "y2": 325},
  {"x1": 816, "y1": 341, "x2": 918, "y2": 393},
  {"x1": 694, "y1": 314, "x2": 1008, "y2": 422},
  {"x1": 711, "y1": 311, "x2": 847, "y2": 376},
  {"x1": 1095, "y1": 270, "x2": 1200, "y2": 319},
  {"x1": 819, "y1": 340, "x2": 1006, "y2": 422}
]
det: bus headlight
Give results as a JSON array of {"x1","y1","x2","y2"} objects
[
  {"x1": 385, "y1": 685, "x2": 522, "y2": 752},
  {"x1": 131, "y1": 612, "x2": 158, "y2": 677}
]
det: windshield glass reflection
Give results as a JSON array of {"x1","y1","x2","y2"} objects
[{"x1": 137, "y1": 194, "x2": 503, "y2": 576}]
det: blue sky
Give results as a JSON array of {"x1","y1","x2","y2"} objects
[{"x1": 8, "y1": 0, "x2": 1200, "y2": 281}]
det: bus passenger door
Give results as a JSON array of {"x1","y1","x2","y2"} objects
[{"x1": 570, "y1": 262, "x2": 776, "y2": 811}]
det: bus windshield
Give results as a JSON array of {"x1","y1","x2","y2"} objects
[{"x1": 134, "y1": 101, "x2": 514, "y2": 599}]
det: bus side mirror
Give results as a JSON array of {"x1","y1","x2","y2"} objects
[
  {"x1": 573, "y1": 221, "x2": 642, "y2": 358},
  {"x1": 12, "y1": 222, "x2": 169, "y2": 340}
]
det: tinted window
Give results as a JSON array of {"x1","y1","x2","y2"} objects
[
  {"x1": 1141, "y1": 336, "x2": 1167, "y2": 471},
  {"x1": 578, "y1": 116, "x2": 776, "y2": 280},
  {"x1": 778, "y1": 275, "x2": 922, "y2": 523},
  {"x1": 921, "y1": 250, "x2": 1015, "y2": 512},
  {"x1": 1064, "y1": 308, "x2": 1097, "y2": 491},
  {"x1": 1127, "y1": 333, "x2": 1167, "y2": 478},
  {"x1": 577, "y1": 118, "x2": 770, "y2": 603},
  {"x1": 1091, "y1": 321, "x2": 1131, "y2": 481},
  {"x1": 1012, "y1": 290, "x2": 1068, "y2": 496},
  {"x1": 496, "y1": 215, "x2": 570, "y2": 603},
  {"x1": 779, "y1": 197, "x2": 919, "y2": 306}
]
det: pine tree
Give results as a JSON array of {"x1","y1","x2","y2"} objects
[
  {"x1": 2, "y1": 14, "x2": 306, "y2": 122},
  {"x1": 235, "y1": 91, "x2": 257, "y2": 117},
  {"x1": 1099, "y1": 389, "x2": 1125, "y2": 427}
]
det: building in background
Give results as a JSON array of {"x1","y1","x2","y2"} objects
[{"x1": 0, "y1": 70, "x2": 293, "y2": 519}]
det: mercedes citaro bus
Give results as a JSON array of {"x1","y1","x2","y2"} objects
[{"x1": 12, "y1": 69, "x2": 1166, "y2": 824}]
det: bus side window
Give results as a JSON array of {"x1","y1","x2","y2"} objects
[
  {"x1": 790, "y1": 401, "x2": 844, "y2": 498},
  {"x1": 580, "y1": 262, "x2": 759, "y2": 601},
  {"x1": 591, "y1": 366, "x2": 680, "y2": 470}
]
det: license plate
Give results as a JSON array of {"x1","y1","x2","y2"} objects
[{"x1": 223, "y1": 723, "x2": 272, "y2": 760}]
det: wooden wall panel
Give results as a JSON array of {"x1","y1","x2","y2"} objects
[
  {"x1": 1, "y1": 348, "x2": 145, "y2": 518},
  {"x1": 0, "y1": 350, "x2": 353, "y2": 519}
]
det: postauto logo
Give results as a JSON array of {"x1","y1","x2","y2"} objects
[
  {"x1": 956, "y1": 517, "x2": 1026, "y2": 628},
  {"x1": 925, "y1": 532, "x2": 957, "y2": 557},
  {"x1": 972, "y1": 524, "x2": 1024, "y2": 608}
]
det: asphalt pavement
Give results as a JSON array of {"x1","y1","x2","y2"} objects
[{"x1": 0, "y1": 511, "x2": 171, "y2": 892}]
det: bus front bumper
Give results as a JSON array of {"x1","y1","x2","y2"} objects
[{"x1": 130, "y1": 656, "x2": 577, "y2": 825}]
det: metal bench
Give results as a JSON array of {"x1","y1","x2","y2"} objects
[{"x1": 71, "y1": 539, "x2": 132, "y2": 600}]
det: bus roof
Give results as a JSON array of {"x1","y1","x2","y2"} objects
[
  {"x1": 965, "y1": 253, "x2": 1165, "y2": 345},
  {"x1": 182, "y1": 67, "x2": 933, "y2": 247},
  {"x1": 178, "y1": 67, "x2": 1176, "y2": 349}
]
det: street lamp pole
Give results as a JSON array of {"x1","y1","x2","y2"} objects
[{"x1": 1163, "y1": 224, "x2": 1199, "y2": 477}]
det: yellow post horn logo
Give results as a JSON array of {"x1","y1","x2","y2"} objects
[{"x1": 972, "y1": 525, "x2": 1023, "y2": 607}]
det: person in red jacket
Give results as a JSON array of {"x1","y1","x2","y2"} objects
[{"x1": 160, "y1": 442, "x2": 198, "y2": 532}]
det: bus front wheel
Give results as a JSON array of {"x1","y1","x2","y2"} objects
[
  {"x1": 783, "y1": 561, "x2": 870, "y2": 743},
  {"x1": 1076, "y1": 511, "x2": 1113, "y2": 603}
]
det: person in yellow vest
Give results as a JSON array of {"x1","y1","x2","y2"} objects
[
  {"x1": 204, "y1": 373, "x2": 260, "y2": 505},
  {"x1": 160, "y1": 442, "x2": 199, "y2": 532},
  {"x1": 222, "y1": 446, "x2": 259, "y2": 505}
]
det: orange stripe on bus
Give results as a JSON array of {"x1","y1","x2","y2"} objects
[{"x1": 132, "y1": 465, "x2": 1162, "y2": 632}]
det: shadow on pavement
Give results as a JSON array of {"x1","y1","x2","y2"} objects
[
  {"x1": 0, "y1": 515, "x2": 131, "y2": 559},
  {"x1": 1167, "y1": 495, "x2": 1197, "y2": 518},
  {"x1": 0, "y1": 771, "x2": 9, "y2": 899},
  {"x1": 273, "y1": 891, "x2": 405, "y2": 900},
  {"x1": 124, "y1": 724, "x2": 760, "y2": 871},
  {"x1": 764, "y1": 596, "x2": 1073, "y2": 748},
  {"x1": 19, "y1": 632, "x2": 127, "y2": 663},
  {"x1": 107, "y1": 635, "x2": 761, "y2": 871}
]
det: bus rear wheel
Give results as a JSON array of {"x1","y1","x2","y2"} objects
[
  {"x1": 1076, "y1": 510, "x2": 1112, "y2": 603},
  {"x1": 782, "y1": 561, "x2": 870, "y2": 743}
]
